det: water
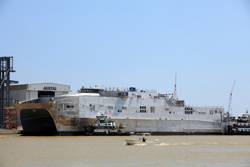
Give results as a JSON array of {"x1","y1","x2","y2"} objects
[{"x1": 0, "y1": 135, "x2": 250, "y2": 167}]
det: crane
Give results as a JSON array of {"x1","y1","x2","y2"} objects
[{"x1": 227, "y1": 80, "x2": 236, "y2": 117}]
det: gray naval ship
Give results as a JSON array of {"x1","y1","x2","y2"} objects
[{"x1": 16, "y1": 86, "x2": 225, "y2": 135}]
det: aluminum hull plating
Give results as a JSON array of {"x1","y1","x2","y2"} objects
[
  {"x1": 16, "y1": 104, "x2": 223, "y2": 135},
  {"x1": 55, "y1": 118, "x2": 222, "y2": 134},
  {"x1": 16, "y1": 86, "x2": 225, "y2": 135}
]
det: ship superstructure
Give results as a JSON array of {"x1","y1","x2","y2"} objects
[{"x1": 16, "y1": 86, "x2": 224, "y2": 135}]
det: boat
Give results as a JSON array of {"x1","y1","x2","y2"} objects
[
  {"x1": 125, "y1": 133, "x2": 150, "y2": 145},
  {"x1": 15, "y1": 85, "x2": 225, "y2": 135},
  {"x1": 125, "y1": 139, "x2": 141, "y2": 145},
  {"x1": 93, "y1": 115, "x2": 119, "y2": 134}
]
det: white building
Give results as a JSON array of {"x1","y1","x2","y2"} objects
[{"x1": 9, "y1": 83, "x2": 71, "y2": 103}]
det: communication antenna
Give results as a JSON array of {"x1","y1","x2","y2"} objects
[
  {"x1": 227, "y1": 80, "x2": 236, "y2": 117},
  {"x1": 173, "y1": 73, "x2": 178, "y2": 100}
]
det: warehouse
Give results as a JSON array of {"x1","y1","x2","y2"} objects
[{"x1": 9, "y1": 83, "x2": 71, "y2": 103}]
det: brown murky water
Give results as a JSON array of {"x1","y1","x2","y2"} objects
[{"x1": 0, "y1": 135, "x2": 250, "y2": 167}]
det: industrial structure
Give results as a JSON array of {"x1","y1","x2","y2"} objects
[
  {"x1": 226, "y1": 112, "x2": 250, "y2": 134},
  {"x1": 0, "y1": 57, "x2": 17, "y2": 128},
  {"x1": 6, "y1": 83, "x2": 71, "y2": 129},
  {"x1": 9, "y1": 83, "x2": 71, "y2": 103},
  {"x1": 0, "y1": 56, "x2": 71, "y2": 129}
]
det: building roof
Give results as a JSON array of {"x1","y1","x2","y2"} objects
[{"x1": 10, "y1": 83, "x2": 71, "y2": 92}]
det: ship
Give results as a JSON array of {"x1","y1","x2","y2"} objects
[{"x1": 15, "y1": 86, "x2": 225, "y2": 135}]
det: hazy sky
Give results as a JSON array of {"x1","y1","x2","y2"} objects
[{"x1": 0, "y1": 0, "x2": 250, "y2": 116}]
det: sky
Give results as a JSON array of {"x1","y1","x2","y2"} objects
[{"x1": 0, "y1": 0, "x2": 250, "y2": 116}]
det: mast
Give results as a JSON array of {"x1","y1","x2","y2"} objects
[
  {"x1": 173, "y1": 73, "x2": 178, "y2": 100},
  {"x1": 227, "y1": 80, "x2": 236, "y2": 118}
]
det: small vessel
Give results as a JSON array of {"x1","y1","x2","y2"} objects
[
  {"x1": 125, "y1": 133, "x2": 150, "y2": 145},
  {"x1": 93, "y1": 115, "x2": 118, "y2": 134},
  {"x1": 125, "y1": 139, "x2": 141, "y2": 145}
]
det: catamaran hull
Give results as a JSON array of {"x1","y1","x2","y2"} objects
[
  {"x1": 17, "y1": 107, "x2": 222, "y2": 135},
  {"x1": 58, "y1": 118, "x2": 223, "y2": 134}
]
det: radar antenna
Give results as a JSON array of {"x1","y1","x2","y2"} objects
[
  {"x1": 227, "y1": 80, "x2": 236, "y2": 117},
  {"x1": 173, "y1": 73, "x2": 178, "y2": 100}
]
